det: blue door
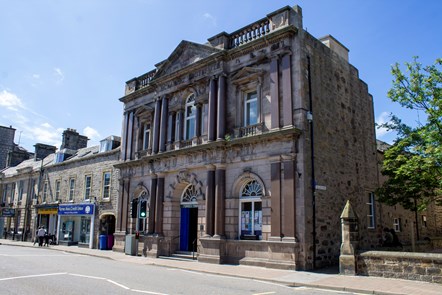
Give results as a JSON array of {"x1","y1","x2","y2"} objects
[{"x1": 180, "y1": 208, "x2": 189, "y2": 251}]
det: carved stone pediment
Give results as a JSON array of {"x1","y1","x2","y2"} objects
[
  {"x1": 231, "y1": 66, "x2": 265, "y2": 85},
  {"x1": 154, "y1": 41, "x2": 221, "y2": 79}
]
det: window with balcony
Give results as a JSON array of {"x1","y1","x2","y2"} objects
[
  {"x1": 244, "y1": 91, "x2": 258, "y2": 126},
  {"x1": 84, "y1": 175, "x2": 92, "y2": 200},
  {"x1": 143, "y1": 123, "x2": 151, "y2": 150},
  {"x1": 102, "y1": 172, "x2": 111, "y2": 200},
  {"x1": 184, "y1": 94, "x2": 196, "y2": 140}
]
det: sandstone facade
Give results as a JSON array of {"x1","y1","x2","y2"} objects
[{"x1": 115, "y1": 5, "x2": 380, "y2": 270}]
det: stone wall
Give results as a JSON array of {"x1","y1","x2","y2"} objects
[
  {"x1": 0, "y1": 126, "x2": 16, "y2": 169},
  {"x1": 357, "y1": 251, "x2": 442, "y2": 283}
]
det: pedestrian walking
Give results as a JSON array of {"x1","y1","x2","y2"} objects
[{"x1": 37, "y1": 226, "x2": 46, "y2": 247}]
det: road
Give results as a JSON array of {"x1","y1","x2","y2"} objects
[{"x1": 0, "y1": 246, "x2": 360, "y2": 295}]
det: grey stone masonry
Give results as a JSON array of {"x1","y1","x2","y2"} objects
[{"x1": 0, "y1": 125, "x2": 16, "y2": 169}]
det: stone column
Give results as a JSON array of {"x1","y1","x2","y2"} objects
[
  {"x1": 217, "y1": 75, "x2": 226, "y2": 140},
  {"x1": 121, "y1": 113, "x2": 128, "y2": 161},
  {"x1": 154, "y1": 174, "x2": 165, "y2": 235},
  {"x1": 175, "y1": 109, "x2": 184, "y2": 144},
  {"x1": 116, "y1": 179, "x2": 125, "y2": 232},
  {"x1": 125, "y1": 111, "x2": 134, "y2": 160},
  {"x1": 339, "y1": 200, "x2": 359, "y2": 275},
  {"x1": 133, "y1": 115, "x2": 140, "y2": 155},
  {"x1": 270, "y1": 158, "x2": 281, "y2": 239},
  {"x1": 214, "y1": 165, "x2": 226, "y2": 237},
  {"x1": 152, "y1": 98, "x2": 162, "y2": 154},
  {"x1": 282, "y1": 156, "x2": 296, "y2": 239},
  {"x1": 270, "y1": 57, "x2": 280, "y2": 129},
  {"x1": 282, "y1": 54, "x2": 293, "y2": 127},
  {"x1": 205, "y1": 165, "x2": 216, "y2": 236},
  {"x1": 208, "y1": 78, "x2": 217, "y2": 142},
  {"x1": 167, "y1": 111, "x2": 175, "y2": 148},
  {"x1": 159, "y1": 97, "x2": 168, "y2": 153},
  {"x1": 195, "y1": 104, "x2": 202, "y2": 138},
  {"x1": 148, "y1": 175, "x2": 157, "y2": 234},
  {"x1": 122, "y1": 179, "x2": 130, "y2": 232}
]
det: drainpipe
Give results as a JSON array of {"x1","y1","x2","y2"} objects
[{"x1": 307, "y1": 55, "x2": 316, "y2": 269}]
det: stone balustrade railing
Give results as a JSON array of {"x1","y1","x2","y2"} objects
[{"x1": 229, "y1": 18, "x2": 271, "y2": 49}]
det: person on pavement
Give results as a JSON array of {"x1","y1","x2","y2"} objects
[{"x1": 37, "y1": 226, "x2": 46, "y2": 247}]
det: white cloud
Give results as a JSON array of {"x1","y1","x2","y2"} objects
[
  {"x1": 54, "y1": 67, "x2": 65, "y2": 83},
  {"x1": 32, "y1": 74, "x2": 40, "y2": 79},
  {"x1": 376, "y1": 111, "x2": 392, "y2": 138},
  {"x1": 0, "y1": 90, "x2": 24, "y2": 111},
  {"x1": 83, "y1": 126, "x2": 101, "y2": 141},
  {"x1": 203, "y1": 12, "x2": 217, "y2": 26}
]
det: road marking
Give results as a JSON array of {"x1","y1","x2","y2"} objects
[
  {"x1": 0, "y1": 271, "x2": 169, "y2": 294},
  {"x1": 0, "y1": 272, "x2": 67, "y2": 281},
  {"x1": 131, "y1": 289, "x2": 170, "y2": 295},
  {"x1": 253, "y1": 292, "x2": 276, "y2": 295},
  {"x1": 106, "y1": 279, "x2": 130, "y2": 290}
]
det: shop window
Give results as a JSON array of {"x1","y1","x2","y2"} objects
[
  {"x1": 84, "y1": 175, "x2": 92, "y2": 200},
  {"x1": 69, "y1": 178, "x2": 75, "y2": 201},
  {"x1": 55, "y1": 180, "x2": 61, "y2": 201},
  {"x1": 42, "y1": 182, "x2": 48, "y2": 202},
  {"x1": 367, "y1": 192, "x2": 375, "y2": 229},
  {"x1": 102, "y1": 172, "x2": 111, "y2": 200},
  {"x1": 184, "y1": 94, "x2": 196, "y2": 140},
  {"x1": 18, "y1": 180, "x2": 24, "y2": 201},
  {"x1": 239, "y1": 180, "x2": 263, "y2": 240},
  {"x1": 393, "y1": 218, "x2": 401, "y2": 232},
  {"x1": 244, "y1": 92, "x2": 258, "y2": 126}
]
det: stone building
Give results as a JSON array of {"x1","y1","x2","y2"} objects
[
  {"x1": 0, "y1": 143, "x2": 56, "y2": 240},
  {"x1": 374, "y1": 140, "x2": 442, "y2": 248},
  {"x1": 0, "y1": 125, "x2": 16, "y2": 170},
  {"x1": 0, "y1": 125, "x2": 33, "y2": 169},
  {"x1": 115, "y1": 4, "x2": 380, "y2": 270},
  {"x1": 0, "y1": 129, "x2": 121, "y2": 250}
]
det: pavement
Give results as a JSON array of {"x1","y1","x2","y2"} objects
[{"x1": 1, "y1": 238, "x2": 441, "y2": 295}]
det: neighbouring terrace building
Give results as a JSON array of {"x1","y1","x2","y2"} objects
[
  {"x1": 114, "y1": 4, "x2": 381, "y2": 270},
  {"x1": 1, "y1": 129, "x2": 121, "y2": 249}
]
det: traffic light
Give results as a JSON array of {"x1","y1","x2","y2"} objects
[
  {"x1": 131, "y1": 198, "x2": 138, "y2": 218},
  {"x1": 139, "y1": 200, "x2": 147, "y2": 219}
]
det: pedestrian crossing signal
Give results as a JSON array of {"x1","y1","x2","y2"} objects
[{"x1": 139, "y1": 200, "x2": 147, "y2": 218}]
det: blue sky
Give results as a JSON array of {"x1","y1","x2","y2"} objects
[{"x1": 1, "y1": 0, "x2": 441, "y2": 152}]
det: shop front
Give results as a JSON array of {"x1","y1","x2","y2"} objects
[
  {"x1": 57, "y1": 203, "x2": 95, "y2": 249},
  {"x1": 36, "y1": 205, "x2": 58, "y2": 238}
]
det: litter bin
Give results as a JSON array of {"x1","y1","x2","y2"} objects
[
  {"x1": 107, "y1": 234, "x2": 114, "y2": 250},
  {"x1": 99, "y1": 235, "x2": 108, "y2": 250}
]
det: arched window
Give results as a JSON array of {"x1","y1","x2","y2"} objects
[
  {"x1": 239, "y1": 179, "x2": 262, "y2": 240},
  {"x1": 181, "y1": 184, "x2": 198, "y2": 208},
  {"x1": 184, "y1": 94, "x2": 196, "y2": 140}
]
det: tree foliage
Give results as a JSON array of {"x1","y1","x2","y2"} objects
[{"x1": 377, "y1": 57, "x2": 442, "y2": 211}]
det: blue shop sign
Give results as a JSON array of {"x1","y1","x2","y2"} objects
[
  {"x1": 0, "y1": 208, "x2": 15, "y2": 217},
  {"x1": 58, "y1": 204, "x2": 95, "y2": 215}
]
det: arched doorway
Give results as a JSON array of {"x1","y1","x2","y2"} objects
[
  {"x1": 99, "y1": 214, "x2": 116, "y2": 249},
  {"x1": 180, "y1": 184, "x2": 198, "y2": 252}
]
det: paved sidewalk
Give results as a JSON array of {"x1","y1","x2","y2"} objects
[{"x1": 1, "y1": 238, "x2": 441, "y2": 295}]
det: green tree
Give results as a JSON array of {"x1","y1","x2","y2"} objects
[{"x1": 377, "y1": 57, "x2": 442, "y2": 239}]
